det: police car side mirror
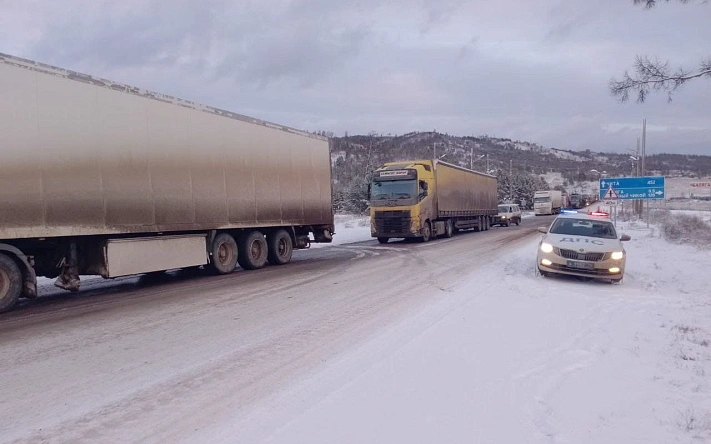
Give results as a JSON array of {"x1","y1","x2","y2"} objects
[
  {"x1": 537, "y1": 226, "x2": 548, "y2": 234},
  {"x1": 620, "y1": 234, "x2": 631, "y2": 241}
]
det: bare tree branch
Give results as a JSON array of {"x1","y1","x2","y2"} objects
[
  {"x1": 610, "y1": 56, "x2": 711, "y2": 103},
  {"x1": 611, "y1": 0, "x2": 709, "y2": 103},
  {"x1": 633, "y1": 0, "x2": 704, "y2": 8}
]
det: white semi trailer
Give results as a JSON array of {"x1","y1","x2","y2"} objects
[{"x1": 0, "y1": 53, "x2": 334, "y2": 312}]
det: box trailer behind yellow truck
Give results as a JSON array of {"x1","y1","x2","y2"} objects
[
  {"x1": 0, "y1": 53, "x2": 334, "y2": 312},
  {"x1": 370, "y1": 160, "x2": 498, "y2": 243}
]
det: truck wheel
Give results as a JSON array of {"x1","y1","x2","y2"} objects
[
  {"x1": 0, "y1": 254, "x2": 22, "y2": 313},
  {"x1": 210, "y1": 233, "x2": 238, "y2": 274},
  {"x1": 421, "y1": 222, "x2": 432, "y2": 242},
  {"x1": 238, "y1": 230, "x2": 268, "y2": 270},
  {"x1": 377, "y1": 237, "x2": 389, "y2": 244},
  {"x1": 444, "y1": 219, "x2": 454, "y2": 238},
  {"x1": 267, "y1": 229, "x2": 293, "y2": 265}
]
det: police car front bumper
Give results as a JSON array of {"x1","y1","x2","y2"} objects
[{"x1": 537, "y1": 250, "x2": 625, "y2": 280}]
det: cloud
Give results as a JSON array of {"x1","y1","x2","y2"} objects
[{"x1": 1, "y1": 0, "x2": 709, "y2": 154}]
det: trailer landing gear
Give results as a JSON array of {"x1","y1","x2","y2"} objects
[{"x1": 55, "y1": 242, "x2": 80, "y2": 292}]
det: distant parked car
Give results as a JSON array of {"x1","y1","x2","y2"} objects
[{"x1": 493, "y1": 204, "x2": 522, "y2": 227}]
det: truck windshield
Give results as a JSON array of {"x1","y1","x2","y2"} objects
[
  {"x1": 549, "y1": 218, "x2": 617, "y2": 239},
  {"x1": 371, "y1": 180, "x2": 417, "y2": 200},
  {"x1": 534, "y1": 197, "x2": 551, "y2": 203}
]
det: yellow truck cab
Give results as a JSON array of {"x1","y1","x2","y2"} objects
[{"x1": 369, "y1": 160, "x2": 498, "y2": 243}]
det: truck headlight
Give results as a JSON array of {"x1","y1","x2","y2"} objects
[
  {"x1": 611, "y1": 251, "x2": 624, "y2": 260},
  {"x1": 540, "y1": 243, "x2": 553, "y2": 253}
]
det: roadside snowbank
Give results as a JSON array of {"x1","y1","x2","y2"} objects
[
  {"x1": 260, "y1": 218, "x2": 711, "y2": 443},
  {"x1": 312, "y1": 214, "x2": 371, "y2": 247}
]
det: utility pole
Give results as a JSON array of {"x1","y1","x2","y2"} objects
[
  {"x1": 634, "y1": 137, "x2": 642, "y2": 216},
  {"x1": 509, "y1": 159, "x2": 513, "y2": 202},
  {"x1": 643, "y1": 118, "x2": 649, "y2": 226},
  {"x1": 470, "y1": 147, "x2": 473, "y2": 169},
  {"x1": 641, "y1": 118, "x2": 646, "y2": 177},
  {"x1": 486, "y1": 154, "x2": 489, "y2": 173}
]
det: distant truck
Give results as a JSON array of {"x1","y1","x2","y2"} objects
[
  {"x1": 561, "y1": 192, "x2": 571, "y2": 209},
  {"x1": 533, "y1": 190, "x2": 563, "y2": 216},
  {"x1": 0, "y1": 53, "x2": 334, "y2": 312},
  {"x1": 569, "y1": 193, "x2": 583, "y2": 209},
  {"x1": 369, "y1": 160, "x2": 498, "y2": 243}
]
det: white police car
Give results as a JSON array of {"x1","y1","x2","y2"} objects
[{"x1": 536, "y1": 211, "x2": 631, "y2": 283}]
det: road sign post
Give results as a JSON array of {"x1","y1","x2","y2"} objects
[
  {"x1": 599, "y1": 176, "x2": 666, "y2": 227},
  {"x1": 598, "y1": 176, "x2": 666, "y2": 201}
]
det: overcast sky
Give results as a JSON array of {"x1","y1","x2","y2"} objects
[{"x1": 2, "y1": 0, "x2": 709, "y2": 154}]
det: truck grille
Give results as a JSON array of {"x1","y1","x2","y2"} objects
[
  {"x1": 374, "y1": 210, "x2": 410, "y2": 235},
  {"x1": 556, "y1": 248, "x2": 607, "y2": 262}
]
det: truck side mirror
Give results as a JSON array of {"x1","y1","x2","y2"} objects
[
  {"x1": 420, "y1": 180, "x2": 428, "y2": 191},
  {"x1": 367, "y1": 183, "x2": 371, "y2": 198}
]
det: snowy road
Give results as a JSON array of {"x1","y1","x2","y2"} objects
[
  {"x1": 0, "y1": 217, "x2": 548, "y2": 443},
  {"x1": 2, "y1": 213, "x2": 710, "y2": 443}
]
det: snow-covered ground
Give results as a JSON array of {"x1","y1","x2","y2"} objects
[
  {"x1": 670, "y1": 209, "x2": 711, "y2": 223},
  {"x1": 9, "y1": 212, "x2": 711, "y2": 443},
  {"x1": 311, "y1": 214, "x2": 371, "y2": 247},
  {"x1": 265, "y1": 216, "x2": 711, "y2": 443}
]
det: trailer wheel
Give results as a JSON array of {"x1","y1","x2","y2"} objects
[
  {"x1": 444, "y1": 219, "x2": 454, "y2": 238},
  {"x1": 210, "y1": 233, "x2": 238, "y2": 274},
  {"x1": 377, "y1": 237, "x2": 389, "y2": 244},
  {"x1": 421, "y1": 221, "x2": 432, "y2": 242},
  {"x1": 238, "y1": 230, "x2": 268, "y2": 270},
  {"x1": 267, "y1": 229, "x2": 293, "y2": 265},
  {"x1": 0, "y1": 254, "x2": 22, "y2": 313},
  {"x1": 485, "y1": 218, "x2": 491, "y2": 230}
]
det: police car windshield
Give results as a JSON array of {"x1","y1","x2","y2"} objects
[{"x1": 549, "y1": 218, "x2": 617, "y2": 239}]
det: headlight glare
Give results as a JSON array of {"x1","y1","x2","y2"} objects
[
  {"x1": 611, "y1": 251, "x2": 624, "y2": 260},
  {"x1": 540, "y1": 243, "x2": 553, "y2": 253}
]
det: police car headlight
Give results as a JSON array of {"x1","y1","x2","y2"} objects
[
  {"x1": 611, "y1": 251, "x2": 624, "y2": 260},
  {"x1": 540, "y1": 243, "x2": 554, "y2": 253}
]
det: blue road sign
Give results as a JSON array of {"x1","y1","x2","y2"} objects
[{"x1": 598, "y1": 176, "x2": 665, "y2": 200}]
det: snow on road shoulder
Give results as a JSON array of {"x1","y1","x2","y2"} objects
[
  {"x1": 259, "y1": 219, "x2": 711, "y2": 443},
  {"x1": 311, "y1": 214, "x2": 371, "y2": 247}
]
